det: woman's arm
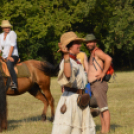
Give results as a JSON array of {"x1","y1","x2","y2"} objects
[
  {"x1": 64, "y1": 53, "x2": 71, "y2": 79},
  {"x1": 8, "y1": 46, "x2": 14, "y2": 57},
  {"x1": 58, "y1": 43, "x2": 71, "y2": 79},
  {"x1": 0, "y1": 35, "x2": 2, "y2": 55},
  {"x1": 7, "y1": 31, "x2": 17, "y2": 62},
  {"x1": 7, "y1": 46, "x2": 14, "y2": 62}
]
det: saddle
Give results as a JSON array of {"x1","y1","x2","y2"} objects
[{"x1": 0, "y1": 59, "x2": 30, "y2": 78}]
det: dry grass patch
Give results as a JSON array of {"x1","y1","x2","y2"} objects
[{"x1": 2, "y1": 71, "x2": 134, "y2": 134}]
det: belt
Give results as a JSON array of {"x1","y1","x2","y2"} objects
[
  {"x1": 90, "y1": 80, "x2": 99, "y2": 85},
  {"x1": 64, "y1": 87, "x2": 77, "y2": 93},
  {"x1": 64, "y1": 87, "x2": 83, "y2": 94}
]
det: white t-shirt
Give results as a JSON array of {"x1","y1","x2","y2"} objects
[{"x1": 0, "y1": 30, "x2": 19, "y2": 58}]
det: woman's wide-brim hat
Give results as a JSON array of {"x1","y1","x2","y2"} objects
[
  {"x1": 0, "y1": 20, "x2": 12, "y2": 28},
  {"x1": 58, "y1": 31, "x2": 84, "y2": 52}
]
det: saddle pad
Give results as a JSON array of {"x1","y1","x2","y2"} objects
[
  {"x1": 16, "y1": 63, "x2": 31, "y2": 78},
  {"x1": 0, "y1": 61, "x2": 30, "y2": 78}
]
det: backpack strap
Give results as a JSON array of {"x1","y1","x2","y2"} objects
[
  {"x1": 92, "y1": 48, "x2": 103, "y2": 71},
  {"x1": 92, "y1": 47, "x2": 100, "y2": 57},
  {"x1": 93, "y1": 57, "x2": 103, "y2": 71}
]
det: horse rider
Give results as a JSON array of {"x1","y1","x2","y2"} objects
[{"x1": 0, "y1": 20, "x2": 19, "y2": 90}]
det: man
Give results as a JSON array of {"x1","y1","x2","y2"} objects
[{"x1": 85, "y1": 34, "x2": 112, "y2": 133}]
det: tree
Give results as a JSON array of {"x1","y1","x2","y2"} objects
[
  {"x1": 103, "y1": 0, "x2": 134, "y2": 68},
  {"x1": 0, "y1": 0, "x2": 94, "y2": 63},
  {"x1": 0, "y1": 0, "x2": 133, "y2": 69}
]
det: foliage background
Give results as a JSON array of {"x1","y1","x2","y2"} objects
[{"x1": 0, "y1": 0, "x2": 134, "y2": 69}]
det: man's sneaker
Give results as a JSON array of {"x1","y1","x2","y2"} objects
[{"x1": 11, "y1": 83, "x2": 18, "y2": 90}]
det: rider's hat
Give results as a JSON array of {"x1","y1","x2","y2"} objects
[{"x1": 1, "y1": 20, "x2": 12, "y2": 28}]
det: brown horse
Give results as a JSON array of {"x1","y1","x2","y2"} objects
[{"x1": 0, "y1": 59, "x2": 59, "y2": 132}]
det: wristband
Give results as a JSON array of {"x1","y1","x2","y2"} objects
[{"x1": 64, "y1": 59, "x2": 70, "y2": 63}]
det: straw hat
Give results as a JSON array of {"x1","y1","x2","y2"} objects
[
  {"x1": 58, "y1": 31, "x2": 84, "y2": 52},
  {"x1": 1, "y1": 20, "x2": 12, "y2": 28}
]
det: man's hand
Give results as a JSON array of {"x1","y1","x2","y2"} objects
[
  {"x1": 96, "y1": 72, "x2": 105, "y2": 81},
  {"x1": 7, "y1": 57, "x2": 14, "y2": 62}
]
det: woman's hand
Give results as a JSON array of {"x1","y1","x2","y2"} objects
[
  {"x1": 7, "y1": 57, "x2": 14, "y2": 62},
  {"x1": 58, "y1": 43, "x2": 69, "y2": 54},
  {"x1": 61, "y1": 86, "x2": 64, "y2": 93}
]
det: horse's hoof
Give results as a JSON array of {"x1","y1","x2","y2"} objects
[
  {"x1": 41, "y1": 114, "x2": 46, "y2": 121},
  {"x1": 1, "y1": 121, "x2": 7, "y2": 131},
  {"x1": 90, "y1": 108, "x2": 100, "y2": 117},
  {"x1": 2, "y1": 126, "x2": 7, "y2": 130},
  {"x1": 50, "y1": 116, "x2": 54, "y2": 122}
]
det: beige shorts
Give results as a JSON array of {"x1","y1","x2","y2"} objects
[{"x1": 90, "y1": 81, "x2": 108, "y2": 112}]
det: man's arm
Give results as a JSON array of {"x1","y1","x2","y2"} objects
[
  {"x1": 95, "y1": 50, "x2": 112, "y2": 81},
  {"x1": 83, "y1": 53, "x2": 89, "y2": 73}
]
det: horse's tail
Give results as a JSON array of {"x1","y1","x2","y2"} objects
[
  {"x1": 0, "y1": 70, "x2": 7, "y2": 131},
  {"x1": 38, "y1": 61, "x2": 59, "y2": 77}
]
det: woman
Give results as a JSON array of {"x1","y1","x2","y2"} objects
[
  {"x1": 51, "y1": 32, "x2": 96, "y2": 134},
  {"x1": 77, "y1": 51, "x2": 89, "y2": 73},
  {"x1": 0, "y1": 20, "x2": 19, "y2": 90}
]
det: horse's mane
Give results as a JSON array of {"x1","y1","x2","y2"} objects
[{"x1": 37, "y1": 60, "x2": 59, "y2": 77}]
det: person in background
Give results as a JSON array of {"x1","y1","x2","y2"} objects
[
  {"x1": 0, "y1": 20, "x2": 19, "y2": 90},
  {"x1": 85, "y1": 33, "x2": 112, "y2": 133},
  {"x1": 51, "y1": 31, "x2": 96, "y2": 134},
  {"x1": 77, "y1": 51, "x2": 88, "y2": 73}
]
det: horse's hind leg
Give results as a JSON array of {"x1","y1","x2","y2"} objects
[
  {"x1": 28, "y1": 85, "x2": 49, "y2": 121},
  {"x1": 39, "y1": 83, "x2": 54, "y2": 122},
  {"x1": 1, "y1": 116, "x2": 7, "y2": 130}
]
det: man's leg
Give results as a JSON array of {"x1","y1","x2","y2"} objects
[
  {"x1": 100, "y1": 110, "x2": 110, "y2": 133},
  {"x1": 90, "y1": 81, "x2": 110, "y2": 133}
]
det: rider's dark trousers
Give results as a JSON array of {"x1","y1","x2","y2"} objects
[{"x1": 6, "y1": 56, "x2": 19, "y2": 84}]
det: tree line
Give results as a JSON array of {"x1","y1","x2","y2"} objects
[{"x1": 0, "y1": 0, "x2": 134, "y2": 69}]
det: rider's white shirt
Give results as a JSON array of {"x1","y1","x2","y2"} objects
[{"x1": 0, "y1": 30, "x2": 19, "y2": 58}]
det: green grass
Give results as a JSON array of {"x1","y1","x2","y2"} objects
[{"x1": 2, "y1": 71, "x2": 134, "y2": 134}]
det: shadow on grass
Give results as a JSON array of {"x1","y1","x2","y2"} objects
[
  {"x1": 7, "y1": 115, "x2": 52, "y2": 130},
  {"x1": 96, "y1": 124, "x2": 124, "y2": 132}
]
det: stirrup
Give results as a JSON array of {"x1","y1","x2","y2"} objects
[{"x1": 11, "y1": 83, "x2": 18, "y2": 90}]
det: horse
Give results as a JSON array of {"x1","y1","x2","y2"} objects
[
  {"x1": 0, "y1": 59, "x2": 59, "y2": 132},
  {"x1": 0, "y1": 68, "x2": 7, "y2": 132}
]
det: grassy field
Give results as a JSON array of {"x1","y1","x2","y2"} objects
[{"x1": 2, "y1": 71, "x2": 134, "y2": 134}]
